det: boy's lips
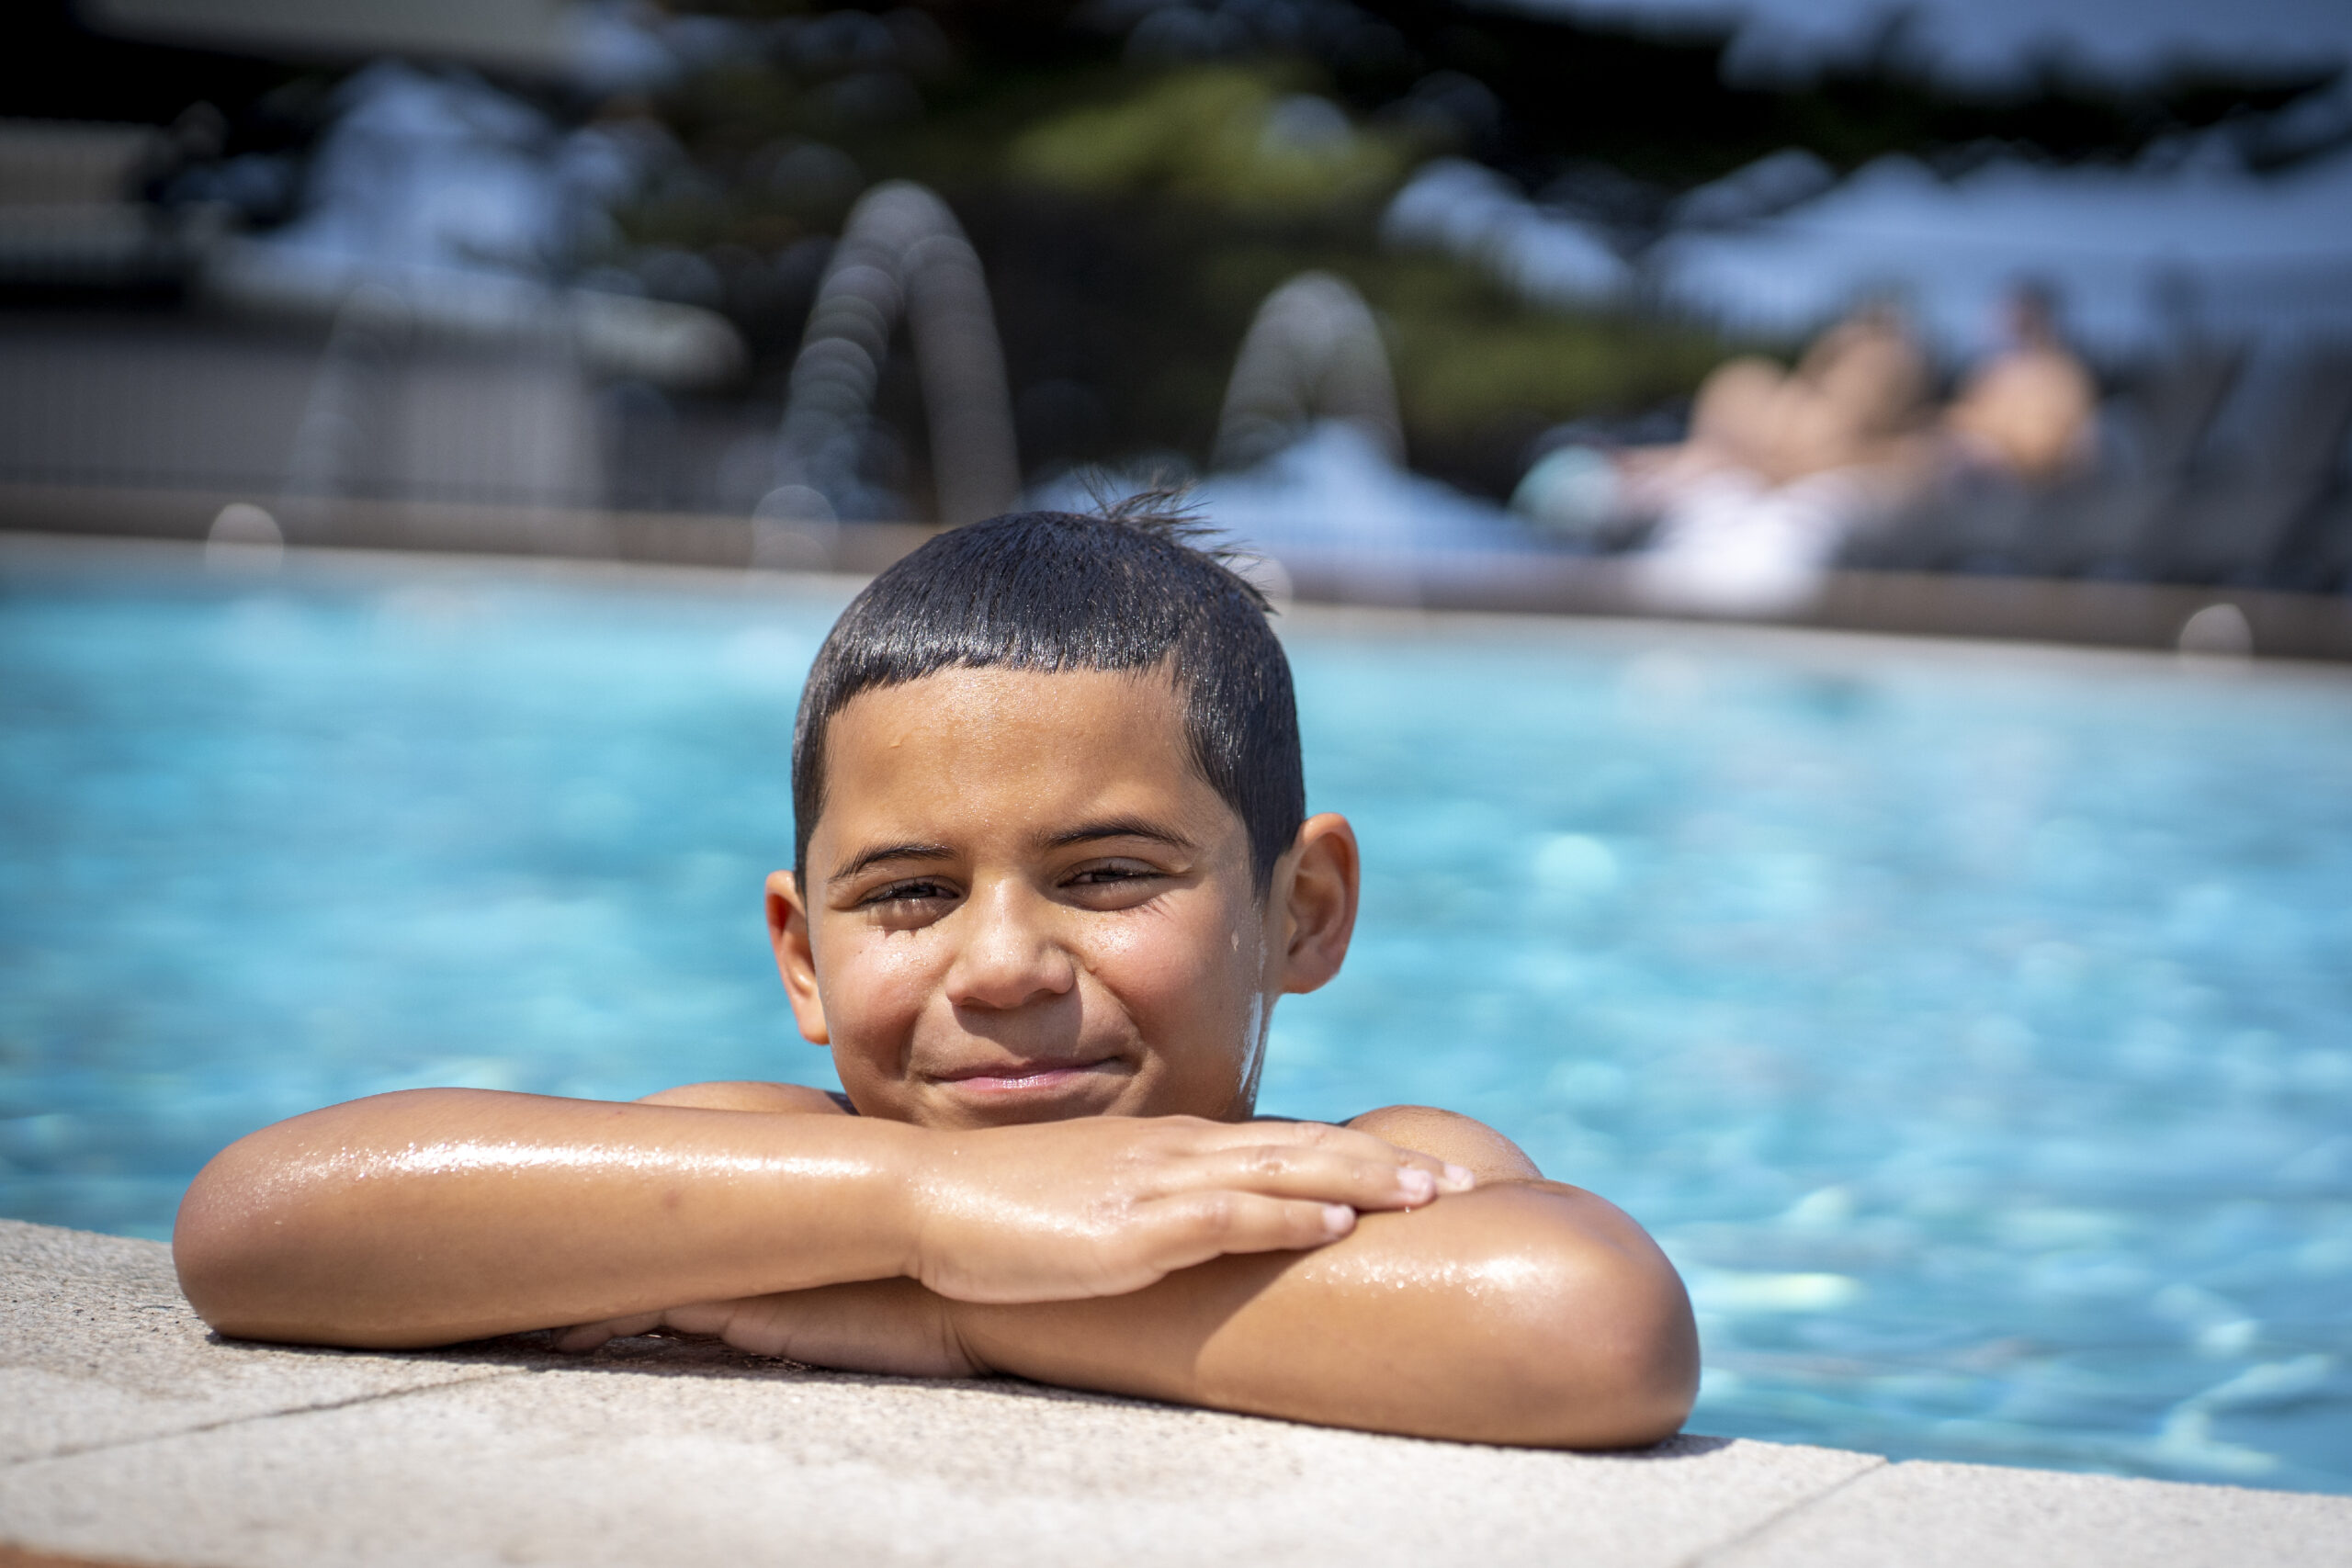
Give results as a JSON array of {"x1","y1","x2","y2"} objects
[{"x1": 928, "y1": 1055, "x2": 1123, "y2": 1094}]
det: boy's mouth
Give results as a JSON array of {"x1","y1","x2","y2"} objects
[{"x1": 928, "y1": 1055, "x2": 1123, "y2": 1095}]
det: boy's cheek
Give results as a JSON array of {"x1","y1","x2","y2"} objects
[
  {"x1": 815, "y1": 940, "x2": 940, "y2": 1041},
  {"x1": 825, "y1": 954, "x2": 934, "y2": 1030},
  {"x1": 1097, "y1": 883, "x2": 1263, "y2": 972},
  {"x1": 1098, "y1": 908, "x2": 1274, "y2": 1044}
]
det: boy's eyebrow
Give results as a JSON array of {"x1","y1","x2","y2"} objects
[
  {"x1": 828, "y1": 820, "x2": 1196, "y2": 884},
  {"x1": 1042, "y1": 817, "x2": 1196, "y2": 852},
  {"x1": 828, "y1": 841, "x2": 955, "y2": 885}
]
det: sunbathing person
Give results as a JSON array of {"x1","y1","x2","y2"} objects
[
  {"x1": 1941, "y1": 285, "x2": 2097, "y2": 485},
  {"x1": 1519, "y1": 292, "x2": 2095, "y2": 547},
  {"x1": 1634, "y1": 301, "x2": 1935, "y2": 495},
  {"x1": 1513, "y1": 295, "x2": 2096, "y2": 611},
  {"x1": 1515, "y1": 303, "x2": 1939, "y2": 555},
  {"x1": 173, "y1": 503, "x2": 1699, "y2": 1450}
]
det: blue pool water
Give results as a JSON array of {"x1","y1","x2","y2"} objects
[{"x1": 4, "y1": 547, "x2": 2349, "y2": 1492}]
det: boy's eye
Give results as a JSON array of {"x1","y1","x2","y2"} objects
[
  {"x1": 860, "y1": 878, "x2": 956, "y2": 907},
  {"x1": 1065, "y1": 863, "x2": 1162, "y2": 887}
]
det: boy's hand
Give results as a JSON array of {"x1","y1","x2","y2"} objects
[
  {"x1": 901, "y1": 1115, "x2": 1473, "y2": 1303},
  {"x1": 556, "y1": 1280, "x2": 978, "y2": 1378}
]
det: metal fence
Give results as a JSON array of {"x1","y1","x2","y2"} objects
[{"x1": 0, "y1": 305, "x2": 785, "y2": 526}]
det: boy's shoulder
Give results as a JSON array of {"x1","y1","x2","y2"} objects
[{"x1": 1344, "y1": 1105, "x2": 1544, "y2": 1181}]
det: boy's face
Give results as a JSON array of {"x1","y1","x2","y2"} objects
[{"x1": 768, "y1": 666, "x2": 1355, "y2": 1128}]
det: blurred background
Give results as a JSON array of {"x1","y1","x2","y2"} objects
[
  {"x1": 5, "y1": 0, "x2": 2352, "y2": 1498},
  {"x1": 2, "y1": 0, "x2": 2350, "y2": 632}
]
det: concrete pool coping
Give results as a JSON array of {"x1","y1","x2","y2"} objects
[
  {"x1": 10, "y1": 527, "x2": 2352, "y2": 702},
  {"x1": 6, "y1": 483, "x2": 2352, "y2": 662},
  {"x1": 4, "y1": 1221, "x2": 2346, "y2": 1567}
]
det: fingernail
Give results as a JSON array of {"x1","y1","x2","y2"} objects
[
  {"x1": 1441, "y1": 1163, "x2": 1476, "y2": 1191},
  {"x1": 1398, "y1": 1168, "x2": 1436, "y2": 1201},
  {"x1": 1323, "y1": 1202, "x2": 1355, "y2": 1235}
]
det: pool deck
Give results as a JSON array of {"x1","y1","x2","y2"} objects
[
  {"x1": 7, "y1": 490, "x2": 2352, "y2": 662},
  {"x1": 3, "y1": 1222, "x2": 2345, "y2": 1567}
]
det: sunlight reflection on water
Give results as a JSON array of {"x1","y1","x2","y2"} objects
[{"x1": 2, "y1": 555, "x2": 2346, "y2": 1492}]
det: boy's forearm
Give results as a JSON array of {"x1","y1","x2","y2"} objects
[
  {"x1": 945, "y1": 1182, "x2": 1698, "y2": 1450},
  {"x1": 174, "y1": 1089, "x2": 922, "y2": 1348}
]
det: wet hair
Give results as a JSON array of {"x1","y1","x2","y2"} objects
[{"x1": 791, "y1": 498, "x2": 1304, "y2": 896}]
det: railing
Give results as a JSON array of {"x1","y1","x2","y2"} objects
[{"x1": 0, "y1": 304, "x2": 793, "y2": 524}]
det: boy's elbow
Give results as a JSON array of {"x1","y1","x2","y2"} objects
[
  {"x1": 1434, "y1": 1185, "x2": 1699, "y2": 1449},
  {"x1": 173, "y1": 1134, "x2": 296, "y2": 1338},
  {"x1": 1510, "y1": 1227, "x2": 1699, "y2": 1448},
  {"x1": 172, "y1": 1089, "x2": 498, "y2": 1344},
  {"x1": 172, "y1": 1114, "x2": 390, "y2": 1344}
]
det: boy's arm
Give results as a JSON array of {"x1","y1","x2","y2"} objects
[
  {"x1": 172, "y1": 1089, "x2": 1458, "y2": 1348},
  {"x1": 568, "y1": 1110, "x2": 1697, "y2": 1450},
  {"x1": 954, "y1": 1176, "x2": 1694, "y2": 1449},
  {"x1": 173, "y1": 1088, "x2": 915, "y2": 1347}
]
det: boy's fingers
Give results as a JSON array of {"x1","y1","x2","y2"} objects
[
  {"x1": 1176, "y1": 1147, "x2": 1461, "y2": 1210},
  {"x1": 553, "y1": 1312, "x2": 662, "y2": 1351},
  {"x1": 1197, "y1": 1122, "x2": 1470, "y2": 1191},
  {"x1": 554, "y1": 1303, "x2": 733, "y2": 1352},
  {"x1": 1148, "y1": 1191, "x2": 1359, "y2": 1263}
]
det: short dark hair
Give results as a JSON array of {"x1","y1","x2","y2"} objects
[{"x1": 791, "y1": 505, "x2": 1304, "y2": 895}]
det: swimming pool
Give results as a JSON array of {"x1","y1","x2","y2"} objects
[{"x1": 4, "y1": 540, "x2": 2348, "y2": 1493}]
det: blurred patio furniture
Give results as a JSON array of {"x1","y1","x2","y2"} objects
[
  {"x1": 1838, "y1": 337, "x2": 2352, "y2": 591},
  {"x1": 2146, "y1": 349, "x2": 2352, "y2": 585}
]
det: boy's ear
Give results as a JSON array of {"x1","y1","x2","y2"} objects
[
  {"x1": 765, "y1": 870, "x2": 830, "y2": 1044},
  {"x1": 1278, "y1": 812, "x2": 1359, "y2": 996}
]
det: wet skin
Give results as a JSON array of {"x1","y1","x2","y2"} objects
[
  {"x1": 782, "y1": 663, "x2": 1312, "y2": 1127},
  {"x1": 174, "y1": 667, "x2": 1697, "y2": 1447}
]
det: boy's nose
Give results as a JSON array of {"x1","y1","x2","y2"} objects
[{"x1": 944, "y1": 881, "x2": 1076, "y2": 1011}]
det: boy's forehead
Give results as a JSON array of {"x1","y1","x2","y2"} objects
[
  {"x1": 830, "y1": 664, "x2": 1182, "y2": 749},
  {"x1": 814, "y1": 666, "x2": 1227, "y2": 847}
]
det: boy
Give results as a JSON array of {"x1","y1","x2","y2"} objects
[{"x1": 175, "y1": 506, "x2": 1696, "y2": 1449}]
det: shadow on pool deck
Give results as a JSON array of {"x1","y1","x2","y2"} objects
[{"x1": 385, "y1": 1326, "x2": 1739, "y2": 1457}]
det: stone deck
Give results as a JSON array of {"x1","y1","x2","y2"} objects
[{"x1": 2, "y1": 1222, "x2": 2345, "y2": 1566}]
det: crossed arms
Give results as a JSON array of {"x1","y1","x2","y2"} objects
[{"x1": 173, "y1": 1084, "x2": 1697, "y2": 1449}]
